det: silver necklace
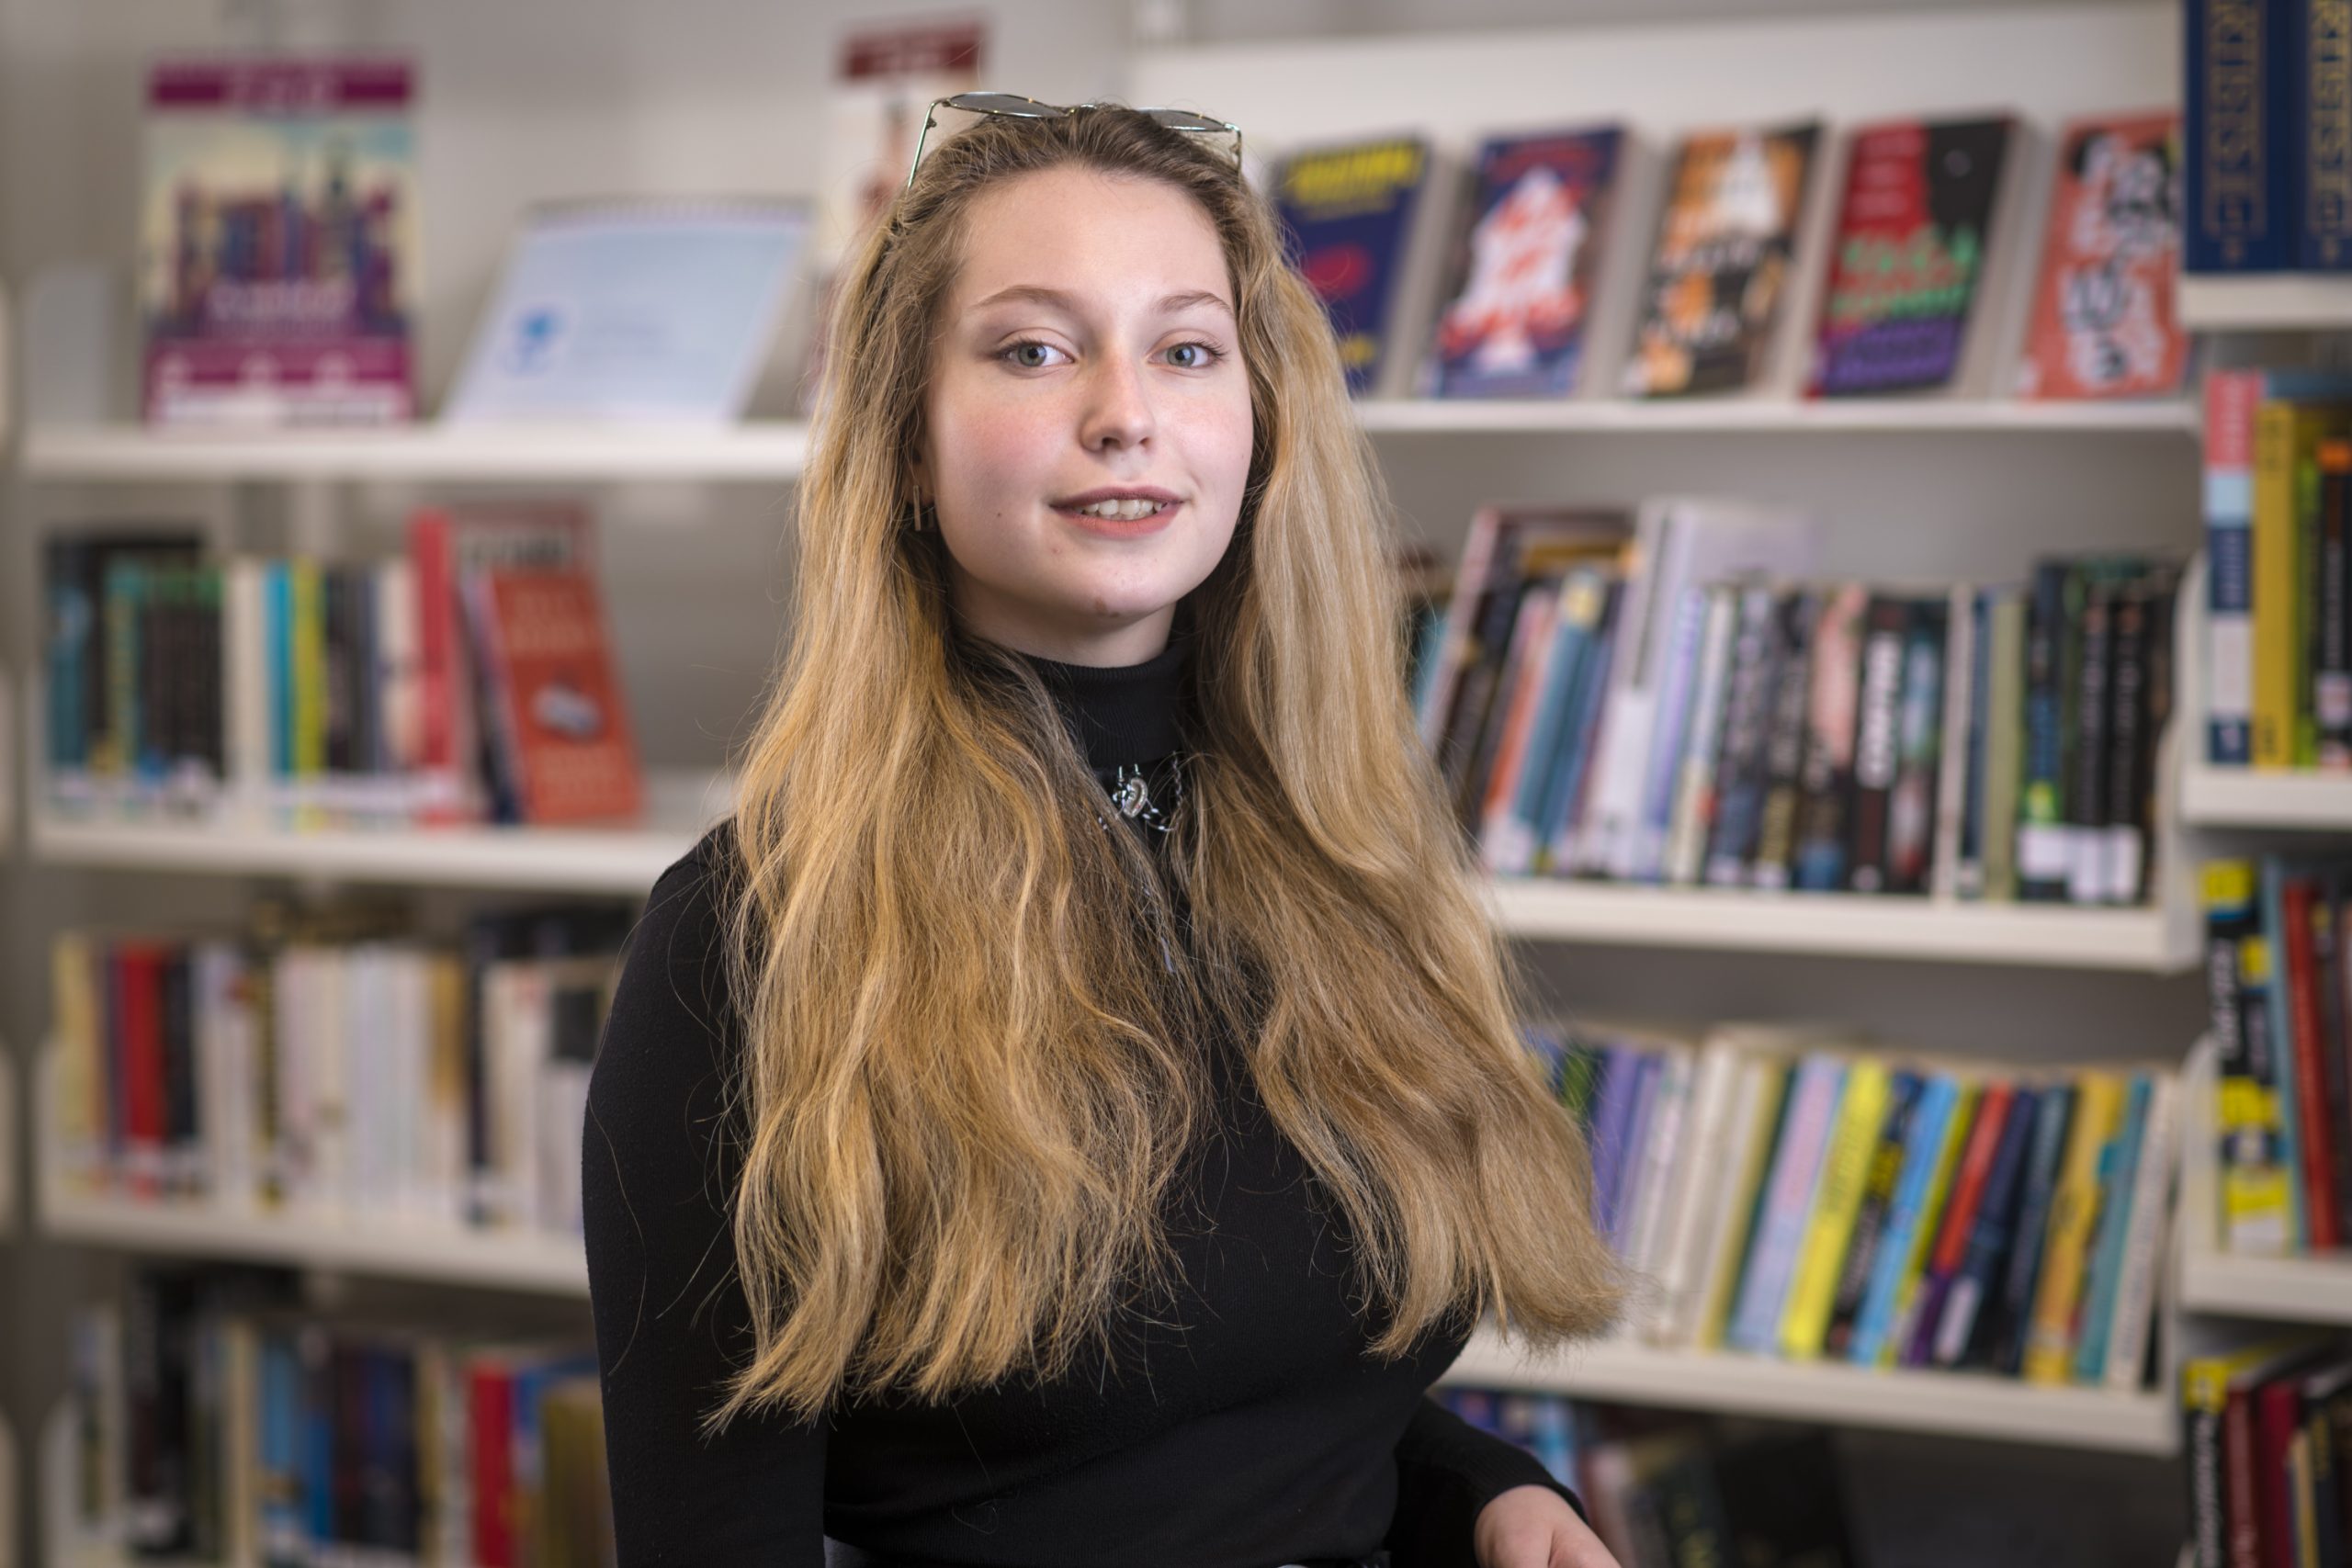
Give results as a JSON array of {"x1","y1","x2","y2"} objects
[{"x1": 1095, "y1": 751, "x2": 1184, "y2": 835}]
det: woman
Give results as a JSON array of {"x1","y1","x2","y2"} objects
[{"x1": 582, "y1": 98, "x2": 1627, "y2": 1568}]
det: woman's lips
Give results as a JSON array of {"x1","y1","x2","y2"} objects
[{"x1": 1051, "y1": 499, "x2": 1182, "y2": 537}]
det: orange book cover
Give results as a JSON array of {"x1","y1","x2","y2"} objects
[
  {"x1": 2014, "y1": 111, "x2": 2187, "y2": 401},
  {"x1": 477, "y1": 568, "x2": 643, "y2": 824}
]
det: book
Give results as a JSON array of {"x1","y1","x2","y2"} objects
[
  {"x1": 2184, "y1": 0, "x2": 2300, "y2": 271},
  {"x1": 1272, "y1": 134, "x2": 1442, "y2": 398},
  {"x1": 1805, "y1": 115, "x2": 2018, "y2": 397},
  {"x1": 1621, "y1": 121, "x2": 1823, "y2": 398},
  {"x1": 2014, "y1": 111, "x2": 2189, "y2": 400},
  {"x1": 1422, "y1": 126, "x2": 1625, "y2": 399},
  {"x1": 140, "y1": 58, "x2": 417, "y2": 427}
]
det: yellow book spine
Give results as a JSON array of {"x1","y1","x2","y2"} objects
[
  {"x1": 290, "y1": 561, "x2": 326, "y2": 780},
  {"x1": 1695, "y1": 1062, "x2": 1789, "y2": 1351},
  {"x1": 1881, "y1": 1081, "x2": 1980, "y2": 1369},
  {"x1": 2024, "y1": 1070, "x2": 2126, "y2": 1384},
  {"x1": 1780, "y1": 1058, "x2": 1890, "y2": 1360},
  {"x1": 50, "y1": 931, "x2": 99, "y2": 1187},
  {"x1": 2254, "y1": 401, "x2": 2301, "y2": 768}
]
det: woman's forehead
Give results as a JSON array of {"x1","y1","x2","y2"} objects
[{"x1": 948, "y1": 168, "x2": 1231, "y2": 316}]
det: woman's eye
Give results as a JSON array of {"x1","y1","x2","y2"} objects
[
  {"x1": 1000, "y1": 339, "x2": 1066, "y2": 369},
  {"x1": 1166, "y1": 341, "x2": 1226, "y2": 369}
]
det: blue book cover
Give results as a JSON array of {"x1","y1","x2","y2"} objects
[
  {"x1": 1930, "y1": 1083, "x2": 2041, "y2": 1368},
  {"x1": 1848, "y1": 1072, "x2": 1960, "y2": 1366},
  {"x1": 301, "y1": 1327, "x2": 335, "y2": 1549},
  {"x1": 266, "y1": 561, "x2": 293, "y2": 778},
  {"x1": 1609, "y1": 1052, "x2": 1665, "y2": 1257},
  {"x1": 1990, "y1": 1082, "x2": 2078, "y2": 1376},
  {"x1": 258, "y1": 1329, "x2": 308, "y2": 1567},
  {"x1": 1538, "y1": 588, "x2": 1624, "y2": 868},
  {"x1": 2075, "y1": 1074, "x2": 2154, "y2": 1382},
  {"x1": 1426, "y1": 126, "x2": 1623, "y2": 399},
  {"x1": 45, "y1": 541, "x2": 91, "y2": 769},
  {"x1": 2294, "y1": 0, "x2": 2352, "y2": 268},
  {"x1": 1586, "y1": 1044, "x2": 1643, "y2": 1237},
  {"x1": 1272, "y1": 134, "x2": 1434, "y2": 397},
  {"x1": 2184, "y1": 0, "x2": 2300, "y2": 271},
  {"x1": 2261, "y1": 854, "x2": 2309, "y2": 1249},
  {"x1": 1507, "y1": 571, "x2": 1605, "y2": 856}
]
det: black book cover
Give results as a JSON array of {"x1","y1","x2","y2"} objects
[
  {"x1": 159, "y1": 948, "x2": 197, "y2": 1197},
  {"x1": 1702, "y1": 583, "x2": 1783, "y2": 886},
  {"x1": 1885, "y1": 595, "x2": 1949, "y2": 895},
  {"x1": 1748, "y1": 587, "x2": 1820, "y2": 889},
  {"x1": 1843, "y1": 593, "x2": 1911, "y2": 893}
]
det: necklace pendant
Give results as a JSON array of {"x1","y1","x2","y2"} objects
[{"x1": 1114, "y1": 772, "x2": 1154, "y2": 818}]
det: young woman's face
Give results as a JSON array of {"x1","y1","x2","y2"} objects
[{"x1": 918, "y1": 164, "x2": 1255, "y2": 666}]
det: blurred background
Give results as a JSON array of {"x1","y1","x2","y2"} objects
[{"x1": 3, "y1": 2, "x2": 2349, "y2": 1565}]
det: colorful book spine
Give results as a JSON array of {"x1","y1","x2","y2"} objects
[
  {"x1": 2023, "y1": 1070, "x2": 2125, "y2": 1384},
  {"x1": 2184, "y1": 0, "x2": 2299, "y2": 272},
  {"x1": 1779, "y1": 1057, "x2": 1890, "y2": 1360},
  {"x1": 2074, "y1": 1073, "x2": 2154, "y2": 1383},
  {"x1": 1847, "y1": 1073, "x2": 1962, "y2": 1368},
  {"x1": 1727, "y1": 1053, "x2": 1847, "y2": 1355}
]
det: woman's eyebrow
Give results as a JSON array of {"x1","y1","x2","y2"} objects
[{"x1": 967, "y1": 284, "x2": 1234, "y2": 320}]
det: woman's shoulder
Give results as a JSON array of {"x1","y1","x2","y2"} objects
[{"x1": 605, "y1": 817, "x2": 747, "y2": 1068}]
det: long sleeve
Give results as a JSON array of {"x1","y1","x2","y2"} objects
[
  {"x1": 582, "y1": 841, "x2": 831, "y2": 1566},
  {"x1": 1385, "y1": 1395, "x2": 1590, "y2": 1568}
]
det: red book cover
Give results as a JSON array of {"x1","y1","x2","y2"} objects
[
  {"x1": 2228, "y1": 1375, "x2": 2266, "y2": 1568},
  {"x1": 407, "y1": 506, "x2": 460, "y2": 813},
  {"x1": 1900, "y1": 1078, "x2": 2013, "y2": 1365},
  {"x1": 1806, "y1": 117, "x2": 2015, "y2": 397},
  {"x1": 2014, "y1": 111, "x2": 2188, "y2": 400},
  {"x1": 2284, "y1": 877, "x2": 2344, "y2": 1247},
  {"x1": 114, "y1": 942, "x2": 167, "y2": 1199},
  {"x1": 474, "y1": 568, "x2": 643, "y2": 824},
  {"x1": 468, "y1": 1359, "x2": 515, "y2": 1568},
  {"x1": 2256, "y1": 1373, "x2": 2303, "y2": 1568}
]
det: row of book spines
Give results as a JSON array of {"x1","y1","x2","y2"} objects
[
  {"x1": 2178, "y1": 1332, "x2": 2352, "y2": 1568},
  {"x1": 1457, "y1": 562, "x2": 2173, "y2": 907},
  {"x1": 2202, "y1": 856, "x2": 2352, "y2": 1256},
  {"x1": 2184, "y1": 0, "x2": 2352, "y2": 271},
  {"x1": 1547, "y1": 1031, "x2": 2175, "y2": 1389},
  {"x1": 49, "y1": 551, "x2": 452, "y2": 794},
  {"x1": 50, "y1": 921, "x2": 621, "y2": 1235},
  {"x1": 2204, "y1": 376, "x2": 2352, "y2": 770},
  {"x1": 73, "y1": 1286, "x2": 608, "y2": 1568}
]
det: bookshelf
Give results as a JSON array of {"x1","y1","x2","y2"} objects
[
  {"x1": 0, "y1": 4, "x2": 2271, "y2": 1563},
  {"x1": 0, "y1": 1409, "x2": 14, "y2": 1568}
]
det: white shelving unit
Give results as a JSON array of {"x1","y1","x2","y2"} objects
[
  {"x1": 13, "y1": 396, "x2": 2196, "y2": 485},
  {"x1": 2174, "y1": 1035, "x2": 2352, "y2": 1328},
  {"x1": 2177, "y1": 275, "x2": 2352, "y2": 333},
  {"x1": 2180, "y1": 765, "x2": 2352, "y2": 831},
  {"x1": 1440, "y1": 1333, "x2": 2178, "y2": 1456}
]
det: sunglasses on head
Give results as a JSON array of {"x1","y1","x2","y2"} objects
[{"x1": 905, "y1": 92, "x2": 1244, "y2": 191}]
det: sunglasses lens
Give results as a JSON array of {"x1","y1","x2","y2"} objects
[{"x1": 947, "y1": 92, "x2": 1057, "y2": 117}]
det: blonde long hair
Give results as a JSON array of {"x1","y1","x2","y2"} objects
[{"x1": 712, "y1": 104, "x2": 1623, "y2": 1433}]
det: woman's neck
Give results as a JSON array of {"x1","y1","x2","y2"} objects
[{"x1": 1018, "y1": 629, "x2": 1193, "y2": 773}]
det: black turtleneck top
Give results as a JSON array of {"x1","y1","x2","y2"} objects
[{"x1": 581, "y1": 628, "x2": 1588, "y2": 1568}]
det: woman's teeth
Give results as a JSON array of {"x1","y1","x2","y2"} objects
[{"x1": 1069, "y1": 498, "x2": 1170, "y2": 521}]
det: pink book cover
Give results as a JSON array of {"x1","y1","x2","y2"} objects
[{"x1": 141, "y1": 58, "x2": 417, "y2": 426}]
